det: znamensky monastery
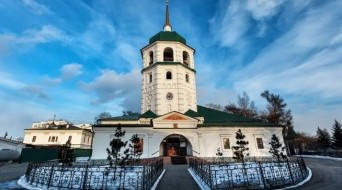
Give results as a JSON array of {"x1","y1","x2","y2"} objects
[{"x1": 91, "y1": 1, "x2": 284, "y2": 159}]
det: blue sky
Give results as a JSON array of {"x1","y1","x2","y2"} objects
[{"x1": 0, "y1": 0, "x2": 341, "y2": 139}]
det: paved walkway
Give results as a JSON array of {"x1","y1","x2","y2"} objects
[
  {"x1": 156, "y1": 165, "x2": 200, "y2": 190},
  {"x1": 0, "y1": 162, "x2": 29, "y2": 182},
  {"x1": 293, "y1": 157, "x2": 342, "y2": 189}
]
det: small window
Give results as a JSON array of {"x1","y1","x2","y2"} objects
[
  {"x1": 185, "y1": 74, "x2": 189, "y2": 83},
  {"x1": 173, "y1": 124, "x2": 178, "y2": 128},
  {"x1": 222, "y1": 138, "x2": 230, "y2": 149},
  {"x1": 164, "y1": 47, "x2": 174, "y2": 61},
  {"x1": 149, "y1": 51, "x2": 154, "y2": 65},
  {"x1": 256, "y1": 138, "x2": 264, "y2": 149},
  {"x1": 48, "y1": 136, "x2": 51, "y2": 142},
  {"x1": 56, "y1": 136, "x2": 58, "y2": 142},
  {"x1": 51, "y1": 136, "x2": 55, "y2": 142},
  {"x1": 68, "y1": 136, "x2": 72, "y2": 142},
  {"x1": 149, "y1": 73, "x2": 152, "y2": 83},
  {"x1": 166, "y1": 71, "x2": 172, "y2": 79},
  {"x1": 32, "y1": 136, "x2": 36, "y2": 142},
  {"x1": 183, "y1": 51, "x2": 189, "y2": 66}
]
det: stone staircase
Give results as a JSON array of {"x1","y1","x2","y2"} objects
[{"x1": 171, "y1": 156, "x2": 187, "y2": 165}]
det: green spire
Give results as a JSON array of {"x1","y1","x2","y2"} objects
[{"x1": 163, "y1": 0, "x2": 172, "y2": 31}]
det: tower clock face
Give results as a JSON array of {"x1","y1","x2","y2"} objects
[{"x1": 166, "y1": 92, "x2": 173, "y2": 100}]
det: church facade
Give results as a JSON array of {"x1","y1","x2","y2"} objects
[{"x1": 91, "y1": 2, "x2": 284, "y2": 159}]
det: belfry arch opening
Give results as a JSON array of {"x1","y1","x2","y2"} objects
[
  {"x1": 163, "y1": 47, "x2": 174, "y2": 61},
  {"x1": 183, "y1": 51, "x2": 190, "y2": 66},
  {"x1": 159, "y1": 134, "x2": 193, "y2": 156}
]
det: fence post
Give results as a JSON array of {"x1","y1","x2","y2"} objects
[
  {"x1": 258, "y1": 161, "x2": 267, "y2": 189},
  {"x1": 82, "y1": 164, "x2": 89, "y2": 190},
  {"x1": 300, "y1": 157, "x2": 307, "y2": 178},
  {"x1": 142, "y1": 165, "x2": 146, "y2": 190},
  {"x1": 286, "y1": 159, "x2": 294, "y2": 184},
  {"x1": 47, "y1": 165, "x2": 54, "y2": 188},
  {"x1": 209, "y1": 163, "x2": 213, "y2": 189}
]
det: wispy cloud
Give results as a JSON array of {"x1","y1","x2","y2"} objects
[
  {"x1": 247, "y1": 0, "x2": 285, "y2": 20},
  {"x1": 0, "y1": 72, "x2": 25, "y2": 89},
  {"x1": 22, "y1": 0, "x2": 52, "y2": 15},
  {"x1": 0, "y1": 25, "x2": 70, "y2": 55},
  {"x1": 21, "y1": 85, "x2": 50, "y2": 100}
]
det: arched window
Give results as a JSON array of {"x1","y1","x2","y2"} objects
[
  {"x1": 185, "y1": 74, "x2": 189, "y2": 83},
  {"x1": 183, "y1": 51, "x2": 189, "y2": 66},
  {"x1": 149, "y1": 51, "x2": 154, "y2": 65},
  {"x1": 164, "y1": 47, "x2": 174, "y2": 61},
  {"x1": 166, "y1": 71, "x2": 172, "y2": 79}
]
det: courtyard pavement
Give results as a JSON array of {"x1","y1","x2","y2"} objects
[
  {"x1": 0, "y1": 162, "x2": 29, "y2": 182},
  {"x1": 156, "y1": 165, "x2": 200, "y2": 190},
  {"x1": 293, "y1": 157, "x2": 342, "y2": 189}
]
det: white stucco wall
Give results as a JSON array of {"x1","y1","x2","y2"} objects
[
  {"x1": 141, "y1": 41, "x2": 197, "y2": 115},
  {"x1": 91, "y1": 126, "x2": 285, "y2": 159},
  {"x1": 23, "y1": 130, "x2": 93, "y2": 149}
]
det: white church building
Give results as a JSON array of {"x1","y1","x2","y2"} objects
[{"x1": 91, "y1": 2, "x2": 284, "y2": 159}]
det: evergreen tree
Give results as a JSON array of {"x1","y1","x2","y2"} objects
[
  {"x1": 216, "y1": 147, "x2": 223, "y2": 157},
  {"x1": 106, "y1": 124, "x2": 129, "y2": 166},
  {"x1": 331, "y1": 120, "x2": 342, "y2": 149},
  {"x1": 232, "y1": 129, "x2": 249, "y2": 163},
  {"x1": 129, "y1": 134, "x2": 143, "y2": 164},
  {"x1": 316, "y1": 127, "x2": 331, "y2": 152},
  {"x1": 260, "y1": 90, "x2": 294, "y2": 154},
  {"x1": 269, "y1": 134, "x2": 287, "y2": 161}
]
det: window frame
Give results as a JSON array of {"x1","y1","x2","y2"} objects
[
  {"x1": 166, "y1": 71, "x2": 172, "y2": 80},
  {"x1": 256, "y1": 137, "x2": 264, "y2": 149}
]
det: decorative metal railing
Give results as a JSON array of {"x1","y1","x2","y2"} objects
[
  {"x1": 189, "y1": 157, "x2": 308, "y2": 190},
  {"x1": 24, "y1": 158, "x2": 163, "y2": 190}
]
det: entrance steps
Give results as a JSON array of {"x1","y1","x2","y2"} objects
[{"x1": 171, "y1": 156, "x2": 187, "y2": 165}]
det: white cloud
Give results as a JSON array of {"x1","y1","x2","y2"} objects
[
  {"x1": 247, "y1": 0, "x2": 285, "y2": 20},
  {"x1": 22, "y1": 0, "x2": 52, "y2": 15},
  {"x1": 18, "y1": 25, "x2": 70, "y2": 44},
  {"x1": 60, "y1": 63, "x2": 83, "y2": 80},
  {"x1": 0, "y1": 25, "x2": 70, "y2": 55},
  {"x1": 114, "y1": 42, "x2": 140, "y2": 68},
  {"x1": 77, "y1": 17, "x2": 116, "y2": 57},
  {"x1": 43, "y1": 63, "x2": 83, "y2": 85},
  {"x1": 209, "y1": 0, "x2": 249, "y2": 48},
  {"x1": 80, "y1": 69, "x2": 141, "y2": 111}
]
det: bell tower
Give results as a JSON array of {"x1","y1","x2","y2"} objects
[{"x1": 140, "y1": 0, "x2": 197, "y2": 115}]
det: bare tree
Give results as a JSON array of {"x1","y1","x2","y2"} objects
[
  {"x1": 224, "y1": 92, "x2": 258, "y2": 118},
  {"x1": 206, "y1": 103, "x2": 223, "y2": 111},
  {"x1": 94, "y1": 112, "x2": 112, "y2": 124}
]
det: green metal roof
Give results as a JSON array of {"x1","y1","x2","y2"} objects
[
  {"x1": 190, "y1": 106, "x2": 277, "y2": 127},
  {"x1": 149, "y1": 31, "x2": 186, "y2": 45},
  {"x1": 184, "y1": 109, "x2": 201, "y2": 118},
  {"x1": 139, "y1": 110, "x2": 158, "y2": 119}
]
